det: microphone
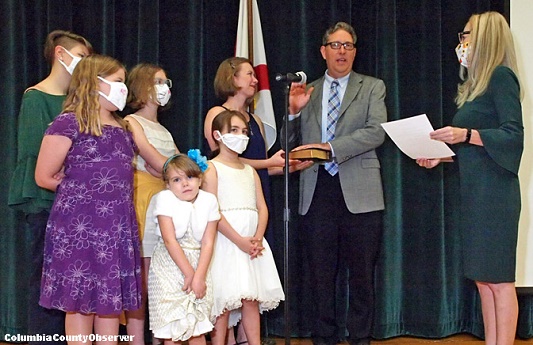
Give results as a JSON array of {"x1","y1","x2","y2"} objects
[{"x1": 275, "y1": 71, "x2": 307, "y2": 84}]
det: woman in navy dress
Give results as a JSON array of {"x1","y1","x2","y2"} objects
[{"x1": 205, "y1": 58, "x2": 282, "y2": 193}]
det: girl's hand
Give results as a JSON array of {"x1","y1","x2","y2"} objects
[
  {"x1": 52, "y1": 166, "x2": 65, "y2": 181},
  {"x1": 182, "y1": 274, "x2": 194, "y2": 293},
  {"x1": 416, "y1": 158, "x2": 441, "y2": 169},
  {"x1": 251, "y1": 237, "x2": 263, "y2": 248},
  {"x1": 191, "y1": 276, "x2": 207, "y2": 299},
  {"x1": 249, "y1": 237, "x2": 265, "y2": 259},
  {"x1": 237, "y1": 236, "x2": 257, "y2": 255}
]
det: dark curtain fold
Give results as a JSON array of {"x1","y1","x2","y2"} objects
[{"x1": 1, "y1": 0, "x2": 532, "y2": 340}]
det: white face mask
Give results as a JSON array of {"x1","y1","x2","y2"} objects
[
  {"x1": 98, "y1": 76, "x2": 128, "y2": 111},
  {"x1": 215, "y1": 130, "x2": 249, "y2": 154},
  {"x1": 455, "y1": 42, "x2": 470, "y2": 68},
  {"x1": 58, "y1": 46, "x2": 82, "y2": 75},
  {"x1": 155, "y1": 84, "x2": 171, "y2": 106}
]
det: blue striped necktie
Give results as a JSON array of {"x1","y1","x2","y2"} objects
[{"x1": 325, "y1": 80, "x2": 340, "y2": 175}]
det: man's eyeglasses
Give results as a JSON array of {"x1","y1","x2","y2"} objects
[
  {"x1": 458, "y1": 31, "x2": 470, "y2": 43},
  {"x1": 155, "y1": 78, "x2": 172, "y2": 88},
  {"x1": 324, "y1": 41, "x2": 355, "y2": 51}
]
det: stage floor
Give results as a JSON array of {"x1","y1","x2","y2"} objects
[{"x1": 268, "y1": 334, "x2": 533, "y2": 344}]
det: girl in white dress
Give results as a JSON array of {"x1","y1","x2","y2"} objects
[
  {"x1": 148, "y1": 151, "x2": 220, "y2": 344},
  {"x1": 202, "y1": 110, "x2": 285, "y2": 345}
]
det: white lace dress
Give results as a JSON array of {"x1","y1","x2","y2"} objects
[
  {"x1": 148, "y1": 189, "x2": 220, "y2": 341},
  {"x1": 209, "y1": 160, "x2": 285, "y2": 327}
]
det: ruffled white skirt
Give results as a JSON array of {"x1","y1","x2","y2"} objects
[{"x1": 210, "y1": 209, "x2": 285, "y2": 326}]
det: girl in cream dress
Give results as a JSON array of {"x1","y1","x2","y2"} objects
[{"x1": 148, "y1": 152, "x2": 219, "y2": 344}]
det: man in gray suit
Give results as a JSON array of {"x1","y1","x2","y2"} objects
[{"x1": 282, "y1": 22, "x2": 386, "y2": 345}]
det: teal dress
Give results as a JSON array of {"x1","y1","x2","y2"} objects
[
  {"x1": 452, "y1": 66, "x2": 523, "y2": 283},
  {"x1": 8, "y1": 88, "x2": 67, "y2": 342},
  {"x1": 8, "y1": 89, "x2": 64, "y2": 213}
]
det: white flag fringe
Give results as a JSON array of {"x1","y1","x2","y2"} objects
[{"x1": 236, "y1": 0, "x2": 276, "y2": 149}]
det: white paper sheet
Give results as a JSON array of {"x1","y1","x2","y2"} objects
[{"x1": 381, "y1": 114, "x2": 455, "y2": 159}]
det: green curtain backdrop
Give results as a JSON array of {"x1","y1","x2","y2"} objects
[{"x1": 1, "y1": 0, "x2": 532, "y2": 341}]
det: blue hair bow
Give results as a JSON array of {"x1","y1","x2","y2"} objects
[{"x1": 187, "y1": 149, "x2": 208, "y2": 172}]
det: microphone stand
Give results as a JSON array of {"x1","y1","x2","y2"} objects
[{"x1": 282, "y1": 82, "x2": 291, "y2": 345}]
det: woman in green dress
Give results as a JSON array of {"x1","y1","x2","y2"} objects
[{"x1": 417, "y1": 12, "x2": 523, "y2": 345}]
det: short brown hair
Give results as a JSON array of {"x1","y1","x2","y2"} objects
[
  {"x1": 162, "y1": 154, "x2": 203, "y2": 183},
  {"x1": 211, "y1": 109, "x2": 248, "y2": 139},
  {"x1": 214, "y1": 57, "x2": 253, "y2": 100},
  {"x1": 322, "y1": 22, "x2": 357, "y2": 46},
  {"x1": 209, "y1": 110, "x2": 249, "y2": 157},
  {"x1": 43, "y1": 30, "x2": 93, "y2": 65}
]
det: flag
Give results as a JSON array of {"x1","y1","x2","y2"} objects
[{"x1": 236, "y1": 0, "x2": 276, "y2": 149}]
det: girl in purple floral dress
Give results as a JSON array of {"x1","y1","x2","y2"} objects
[{"x1": 35, "y1": 54, "x2": 141, "y2": 341}]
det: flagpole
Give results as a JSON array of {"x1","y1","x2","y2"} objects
[
  {"x1": 243, "y1": 1, "x2": 289, "y2": 342},
  {"x1": 247, "y1": 0, "x2": 254, "y2": 62},
  {"x1": 252, "y1": 0, "x2": 292, "y2": 341},
  {"x1": 247, "y1": 0, "x2": 255, "y2": 114},
  {"x1": 252, "y1": 0, "x2": 291, "y2": 341}
]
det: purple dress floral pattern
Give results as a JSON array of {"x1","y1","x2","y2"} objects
[{"x1": 39, "y1": 112, "x2": 141, "y2": 314}]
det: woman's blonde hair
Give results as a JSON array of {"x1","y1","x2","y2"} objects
[
  {"x1": 127, "y1": 63, "x2": 166, "y2": 110},
  {"x1": 456, "y1": 11, "x2": 521, "y2": 107},
  {"x1": 63, "y1": 54, "x2": 129, "y2": 136}
]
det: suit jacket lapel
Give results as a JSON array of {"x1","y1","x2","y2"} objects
[
  {"x1": 339, "y1": 71, "x2": 362, "y2": 117},
  {"x1": 308, "y1": 77, "x2": 324, "y2": 128}
]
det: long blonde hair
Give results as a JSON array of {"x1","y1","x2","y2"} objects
[
  {"x1": 63, "y1": 54, "x2": 129, "y2": 136},
  {"x1": 456, "y1": 11, "x2": 522, "y2": 107}
]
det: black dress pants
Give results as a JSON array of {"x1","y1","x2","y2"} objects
[{"x1": 301, "y1": 169, "x2": 382, "y2": 344}]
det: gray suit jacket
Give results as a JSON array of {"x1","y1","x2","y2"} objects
[{"x1": 282, "y1": 71, "x2": 387, "y2": 215}]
